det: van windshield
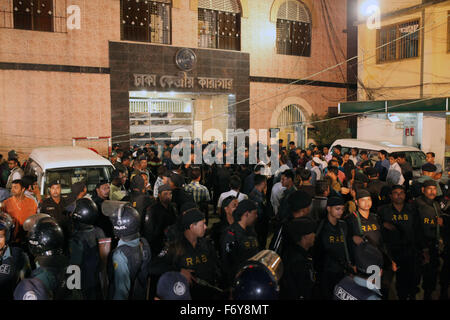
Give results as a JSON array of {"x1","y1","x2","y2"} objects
[{"x1": 44, "y1": 166, "x2": 113, "y2": 196}]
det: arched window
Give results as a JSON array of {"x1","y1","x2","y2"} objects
[
  {"x1": 276, "y1": 0, "x2": 311, "y2": 56},
  {"x1": 277, "y1": 104, "x2": 306, "y2": 144},
  {"x1": 198, "y1": 0, "x2": 241, "y2": 51},
  {"x1": 121, "y1": 0, "x2": 171, "y2": 44}
]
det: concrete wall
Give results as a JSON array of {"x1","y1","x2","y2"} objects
[{"x1": 357, "y1": 0, "x2": 450, "y2": 100}]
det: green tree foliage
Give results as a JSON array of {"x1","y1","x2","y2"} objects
[{"x1": 309, "y1": 113, "x2": 351, "y2": 147}]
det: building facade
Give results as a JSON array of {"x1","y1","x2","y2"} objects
[
  {"x1": 0, "y1": 0, "x2": 354, "y2": 159},
  {"x1": 339, "y1": 0, "x2": 450, "y2": 166}
]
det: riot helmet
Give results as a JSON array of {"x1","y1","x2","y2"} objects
[
  {"x1": 24, "y1": 214, "x2": 64, "y2": 257},
  {"x1": 71, "y1": 197, "x2": 99, "y2": 225},
  {"x1": 232, "y1": 250, "x2": 284, "y2": 300},
  {"x1": 0, "y1": 212, "x2": 14, "y2": 242},
  {"x1": 102, "y1": 200, "x2": 140, "y2": 239}
]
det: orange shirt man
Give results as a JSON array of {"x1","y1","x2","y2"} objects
[{"x1": 1, "y1": 179, "x2": 37, "y2": 242}]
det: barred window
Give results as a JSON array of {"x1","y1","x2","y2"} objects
[
  {"x1": 198, "y1": 0, "x2": 241, "y2": 51},
  {"x1": 121, "y1": 0, "x2": 171, "y2": 44},
  {"x1": 276, "y1": 0, "x2": 311, "y2": 57},
  {"x1": 12, "y1": 0, "x2": 53, "y2": 32},
  {"x1": 377, "y1": 19, "x2": 420, "y2": 63}
]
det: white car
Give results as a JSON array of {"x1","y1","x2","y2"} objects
[
  {"x1": 329, "y1": 139, "x2": 427, "y2": 177},
  {"x1": 24, "y1": 146, "x2": 114, "y2": 196}
]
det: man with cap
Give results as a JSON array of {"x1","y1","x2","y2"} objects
[
  {"x1": 156, "y1": 271, "x2": 191, "y2": 300},
  {"x1": 366, "y1": 167, "x2": 388, "y2": 212},
  {"x1": 347, "y1": 189, "x2": 400, "y2": 299},
  {"x1": 220, "y1": 199, "x2": 259, "y2": 289},
  {"x1": 378, "y1": 185, "x2": 422, "y2": 300},
  {"x1": 280, "y1": 217, "x2": 318, "y2": 300},
  {"x1": 143, "y1": 184, "x2": 177, "y2": 259},
  {"x1": 270, "y1": 190, "x2": 313, "y2": 254},
  {"x1": 414, "y1": 179, "x2": 447, "y2": 299},
  {"x1": 39, "y1": 180, "x2": 71, "y2": 241},
  {"x1": 333, "y1": 242, "x2": 383, "y2": 300},
  {"x1": 156, "y1": 207, "x2": 221, "y2": 300},
  {"x1": 5, "y1": 153, "x2": 23, "y2": 191},
  {"x1": 410, "y1": 163, "x2": 443, "y2": 199},
  {"x1": 314, "y1": 196, "x2": 353, "y2": 299}
]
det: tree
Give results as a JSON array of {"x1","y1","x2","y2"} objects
[{"x1": 308, "y1": 112, "x2": 351, "y2": 147}]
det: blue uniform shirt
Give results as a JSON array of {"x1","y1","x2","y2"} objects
[{"x1": 112, "y1": 238, "x2": 140, "y2": 300}]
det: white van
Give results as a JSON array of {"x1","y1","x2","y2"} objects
[
  {"x1": 24, "y1": 146, "x2": 114, "y2": 196},
  {"x1": 329, "y1": 139, "x2": 427, "y2": 177}
]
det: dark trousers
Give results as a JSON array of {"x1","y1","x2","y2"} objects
[
  {"x1": 421, "y1": 245, "x2": 440, "y2": 299},
  {"x1": 319, "y1": 271, "x2": 345, "y2": 300},
  {"x1": 439, "y1": 245, "x2": 450, "y2": 299},
  {"x1": 255, "y1": 217, "x2": 269, "y2": 250},
  {"x1": 392, "y1": 248, "x2": 421, "y2": 300}
]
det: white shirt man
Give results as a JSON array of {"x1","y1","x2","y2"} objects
[{"x1": 270, "y1": 181, "x2": 286, "y2": 216}]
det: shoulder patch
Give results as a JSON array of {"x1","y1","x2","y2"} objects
[{"x1": 113, "y1": 262, "x2": 118, "y2": 270}]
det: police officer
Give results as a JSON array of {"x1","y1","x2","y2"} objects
[
  {"x1": 378, "y1": 185, "x2": 422, "y2": 300},
  {"x1": 68, "y1": 198, "x2": 106, "y2": 300},
  {"x1": 143, "y1": 184, "x2": 177, "y2": 259},
  {"x1": 129, "y1": 174, "x2": 155, "y2": 229},
  {"x1": 209, "y1": 196, "x2": 238, "y2": 255},
  {"x1": 270, "y1": 190, "x2": 312, "y2": 254},
  {"x1": 156, "y1": 208, "x2": 222, "y2": 300},
  {"x1": 280, "y1": 217, "x2": 317, "y2": 300},
  {"x1": 414, "y1": 180, "x2": 445, "y2": 300},
  {"x1": 220, "y1": 200, "x2": 259, "y2": 289},
  {"x1": 314, "y1": 197, "x2": 353, "y2": 300},
  {"x1": 0, "y1": 212, "x2": 30, "y2": 299},
  {"x1": 40, "y1": 180, "x2": 71, "y2": 243},
  {"x1": 103, "y1": 201, "x2": 151, "y2": 300},
  {"x1": 333, "y1": 242, "x2": 383, "y2": 300},
  {"x1": 14, "y1": 214, "x2": 70, "y2": 300}
]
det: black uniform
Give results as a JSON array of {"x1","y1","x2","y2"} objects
[
  {"x1": 220, "y1": 222, "x2": 259, "y2": 287},
  {"x1": 157, "y1": 236, "x2": 222, "y2": 300},
  {"x1": 378, "y1": 203, "x2": 422, "y2": 299},
  {"x1": 69, "y1": 225, "x2": 105, "y2": 300},
  {"x1": 280, "y1": 243, "x2": 316, "y2": 300},
  {"x1": 91, "y1": 192, "x2": 114, "y2": 239},
  {"x1": 129, "y1": 191, "x2": 155, "y2": 230},
  {"x1": 314, "y1": 219, "x2": 351, "y2": 299},
  {"x1": 414, "y1": 195, "x2": 442, "y2": 298},
  {"x1": 143, "y1": 201, "x2": 177, "y2": 258},
  {"x1": 249, "y1": 188, "x2": 272, "y2": 250},
  {"x1": 40, "y1": 196, "x2": 71, "y2": 240},
  {"x1": 171, "y1": 188, "x2": 194, "y2": 213},
  {"x1": 366, "y1": 179, "x2": 388, "y2": 212}
]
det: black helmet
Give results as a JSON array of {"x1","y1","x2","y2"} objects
[
  {"x1": 27, "y1": 216, "x2": 64, "y2": 257},
  {"x1": 0, "y1": 213, "x2": 14, "y2": 242},
  {"x1": 71, "y1": 198, "x2": 98, "y2": 225},
  {"x1": 102, "y1": 201, "x2": 140, "y2": 239},
  {"x1": 232, "y1": 264, "x2": 279, "y2": 300},
  {"x1": 231, "y1": 250, "x2": 283, "y2": 300}
]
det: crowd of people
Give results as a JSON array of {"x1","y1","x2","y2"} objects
[{"x1": 0, "y1": 140, "x2": 449, "y2": 300}]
